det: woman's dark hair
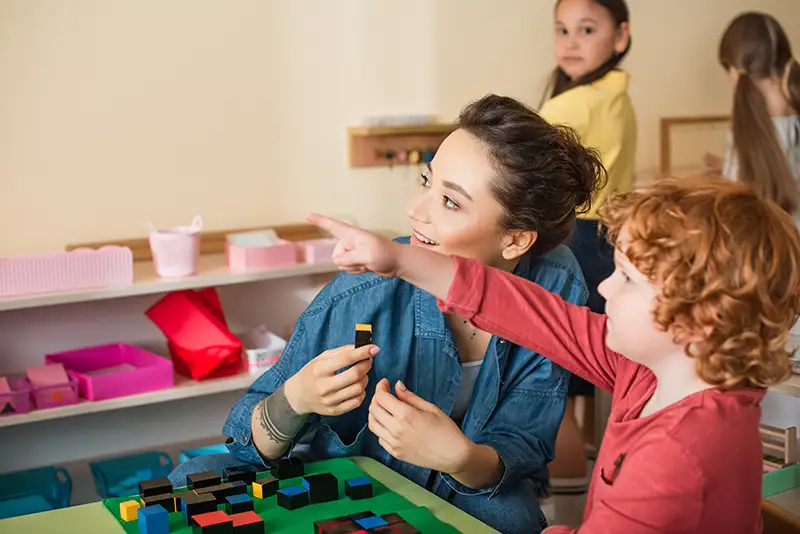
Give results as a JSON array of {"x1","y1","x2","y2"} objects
[
  {"x1": 540, "y1": 0, "x2": 631, "y2": 106},
  {"x1": 719, "y1": 11, "x2": 800, "y2": 214},
  {"x1": 458, "y1": 94, "x2": 607, "y2": 256}
]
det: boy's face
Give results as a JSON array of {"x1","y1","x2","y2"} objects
[{"x1": 598, "y1": 233, "x2": 680, "y2": 364}]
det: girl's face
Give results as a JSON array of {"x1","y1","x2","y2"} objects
[
  {"x1": 406, "y1": 129, "x2": 535, "y2": 269},
  {"x1": 554, "y1": 0, "x2": 630, "y2": 81}
]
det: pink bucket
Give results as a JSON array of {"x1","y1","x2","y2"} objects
[{"x1": 148, "y1": 216, "x2": 203, "y2": 278}]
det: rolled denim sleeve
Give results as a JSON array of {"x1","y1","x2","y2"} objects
[{"x1": 222, "y1": 320, "x2": 316, "y2": 467}]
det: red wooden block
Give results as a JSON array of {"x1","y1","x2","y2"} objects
[
  {"x1": 231, "y1": 511, "x2": 262, "y2": 527},
  {"x1": 193, "y1": 510, "x2": 233, "y2": 527}
]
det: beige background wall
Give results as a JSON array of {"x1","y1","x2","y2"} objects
[{"x1": 1, "y1": 0, "x2": 799, "y2": 255}]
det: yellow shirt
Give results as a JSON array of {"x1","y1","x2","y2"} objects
[{"x1": 539, "y1": 70, "x2": 637, "y2": 219}]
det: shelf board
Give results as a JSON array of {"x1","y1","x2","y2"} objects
[
  {"x1": 0, "y1": 255, "x2": 338, "y2": 312},
  {"x1": 0, "y1": 368, "x2": 264, "y2": 429},
  {"x1": 772, "y1": 374, "x2": 800, "y2": 399},
  {"x1": 347, "y1": 123, "x2": 456, "y2": 137}
]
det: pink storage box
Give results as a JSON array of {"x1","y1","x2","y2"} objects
[
  {"x1": 295, "y1": 238, "x2": 337, "y2": 264},
  {"x1": 45, "y1": 343, "x2": 174, "y2": 401},
  {"x1": 0, "y1": 378, "x2": 33, "y2": 416},
  {"x1": 226, "y1": 232, "x2": 297, "y2": 272},
  {"x1": 0, "y1": 246, "x2": 133, "y2": 298}
]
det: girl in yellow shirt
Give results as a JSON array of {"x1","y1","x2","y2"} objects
[{"x1": 538, "y1": 0, "x2": 637, "y2": 494}]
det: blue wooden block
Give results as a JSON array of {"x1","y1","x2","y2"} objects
[
  {"x1": 224, "y1": 492, "x2": 254, "y2": 514},
  {"x1": 137, "y1": 504, "x2": 169, "y2": 534},
  {"x1": 355, "y1": 515, "x2": 389, "y2": 530}
]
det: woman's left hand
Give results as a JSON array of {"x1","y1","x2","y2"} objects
[{"x1": 368, "y1": 378, "x2": 472, "y2": 474}]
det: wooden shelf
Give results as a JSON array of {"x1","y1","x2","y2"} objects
[
  {"x1": 348, "y1": 123, "x2": 457, "y2": 168},
  {"x1": 0, "y1": 255, "x2": 338, "y2": 312},
  {"x1": 772, "y1": 374, "x2": 800, "y2": 399},
  {"x1": 347, "y1": 123, "x2": 456, "y2": 137},
  {"x1": 0, "y1": 368, "x2": 264, "y2": 429}
]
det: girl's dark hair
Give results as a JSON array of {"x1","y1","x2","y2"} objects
[
  {"x1": 458, "y1": 94, "x2": 607, "y2": 256},
  {"x1": 719, "y1": 12, "x2": 800, "y2": 214},
  {"x1": 540, "y1": 0, "x2": 631, "y2": 106}
]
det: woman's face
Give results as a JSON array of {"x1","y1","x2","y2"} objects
[
  {"x1": 554, "y1": 0, "x2": 629, "y2": 81},
  {"x1": 406, "y1": 129, "x2": 533, "y2": 268}
]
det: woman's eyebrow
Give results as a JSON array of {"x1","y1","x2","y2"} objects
[{"x1": 442, "y1": 181, "x2": 473, "y2": 201}]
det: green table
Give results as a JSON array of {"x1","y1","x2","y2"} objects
[{"x1": 0, "y1": 457, "x2": 499, "y2": 534}]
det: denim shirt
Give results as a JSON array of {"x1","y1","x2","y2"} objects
[{"x1": 223, "y1": 240, "x2": 588, "y2": 501}]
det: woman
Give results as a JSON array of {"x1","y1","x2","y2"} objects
[{"x1": 170, "y1": 94, "x2": 604, "y2": 534}]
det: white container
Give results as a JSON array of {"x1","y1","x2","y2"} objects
[{"x1": 148, "y1": 216, "x2": 203, "y2": 278}]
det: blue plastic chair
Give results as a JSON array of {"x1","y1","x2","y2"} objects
[
  {"x1": 178, "y1": 443, "x2": 228, "y2": 465},
  {"x1": 0, "y1": 466, "x2": 72, "y2": 519},
  {"x1": 90, "y1": 451, "x2": 173, "y2": 499}
]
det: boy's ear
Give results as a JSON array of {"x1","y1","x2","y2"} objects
[{"x1": 501, "y1": 230, "x2": 538, "y2": 261}]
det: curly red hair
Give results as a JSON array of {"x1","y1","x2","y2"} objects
[{"x1": 601, "y1": 175, "x2": 800, "y2": 389}]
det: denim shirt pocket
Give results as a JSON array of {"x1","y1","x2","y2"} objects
[{"x1": 312, "y1": 419, "x2": 370, "y2": 459}]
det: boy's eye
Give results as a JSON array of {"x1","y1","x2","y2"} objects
[
  {"x1": 621, "y1": 271, "x2": 631, "y2": 283},
  {"x1": 556, "y1": 27, "x2": 568, "y2": 36},
  {"x1": 580, "y1": 26, "x2": 595, "y2": 35},
  {"x1": 419, "y1": 173, "x2": 430, "y2": 188},
  {"x1": 444, "y1": 197, "x2": 459, "y2": 210}
]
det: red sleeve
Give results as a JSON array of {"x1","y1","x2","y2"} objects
[
  {"x1": 437, "y1": 256, "x2": 621, "y2": 393},
  {"x1": 543, "y1": 439, "x2": 704, "y2": 534}
]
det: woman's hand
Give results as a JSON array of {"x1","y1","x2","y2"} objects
[
  {"x1": 284, "y1": 344, "x2": 379, "y2": 416},
  {"x1": 368, "y1": 378, "x2": 472, "y2": 474},
  {"x1": 306, "y1": 214, "x2": 402, "y2": 277}
]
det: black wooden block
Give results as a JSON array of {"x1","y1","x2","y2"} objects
[
  {"x1": 354, "y1": 324, "x2": 372, "y2": 348},
  {"x1": 253, "y1": 476, "x2": 279, "y2": 499},
  {"x1": 276, "y1": 486, "x2": 309, "y2": 510},
  {"x1": 270, "y1": 457, "x2": 304, "y2": 480},
  {"x1": 139, "y1": 477, "x2": 173, "y2": 497},
  {"x1": 344, "y1": 477, "x2": 373, "y2": 500},
  {"x1": 223, "y1": 466, "x2": 256, "y2": 485},
  {"x1": 302, "y1": 473, "x2": 339, "y2": 504},
  {"x1": 180, "y1": 492, "x2": 217, "y2": 526},
  {"x1": 187, "y1": 470, "x2": 221, "y2": 490},
  {"x1": 142, "y1": 492, "x2": 175, "y2": 513}
]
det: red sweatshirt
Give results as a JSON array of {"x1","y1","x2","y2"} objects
[{"x1": 438, "y1": 257, "x2": 765, "y2": 534}]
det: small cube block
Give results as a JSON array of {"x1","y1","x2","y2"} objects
[
  {"x1": 276, "y1": 486, "x2": 309, "y2": 510},
  {"x1": 380, "y1": 513, "x2": 404, "y2": 524},
  {"x1": 354, "y1": 324, "x2": 372, "y2": 348},
  {"x1": 139, "y1": 477, "x2": 173, "y2": 497},
  {"x1": 119, "y1": 499, "x2": 141, "y2": 522},
  {"x1": 180, "y1": 492, "x2": 218, "y2": 526},
  {"x1": 344, "y1": 477, "x2": 373, "y2": 500},
  {"x1": 193, "y1": 481, "x2": 247, "y2": 505},
  {"x1": 231, "y1": 511, "x2": 264, "y2": 534},
  {"x1": 252, "y1": 476, "x2": 279, "y2": 499},
  {"x1": 187, "y1": 470, "x2": 221, "y2": 490},
  {"x1": 355, "y1": 515, "x2": 388, "y2": 530},
  {"x1": 270, "y1": 457, "x2": 304, "y2": 480},
  {"x1": 223, "y1": 466, "x2": 256, "y2": 485},
  {"x1": 302, "y1": 473, "x2": 339, "y2": 504},
  {"x1": 192, "y1": 510, "x2": 233, "y2": 534},
  {"x1": 137, "y1": 504, "x2": 169, "y2": 534},
  {"x1": 141, "y1": 493, "x2": 176, "y2": 513},
  {"x1": 224, "y1": 493, "x2": 254, "y2": 515}
]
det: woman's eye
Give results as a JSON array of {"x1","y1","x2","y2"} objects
[
  {"x1": 444, "y1": 197, "x2": 459, "y2": 210},
  {"x1": 420, "y1": 173, "x2": 430, "y2": 188}
]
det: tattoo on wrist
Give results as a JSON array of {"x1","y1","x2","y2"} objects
[{"x1": 258, "y1": 384, "x2": 307, "y2": 444}]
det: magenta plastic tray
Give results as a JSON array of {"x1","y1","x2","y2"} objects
[
  {"x1": 45, "y1": 343, "x2": 174, "y2": 401},
  {"x1": 0, "y1": 378, "x2": 33, "y2": 416},
  {"x1": 31, "y1": 378, "x2": 79, "y2": 409}
]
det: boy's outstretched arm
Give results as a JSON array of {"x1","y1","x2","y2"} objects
[{"x1": 308, "y1": 214, "x2": 619, "y2": 391}]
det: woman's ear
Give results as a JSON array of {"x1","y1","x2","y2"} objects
[
  {"x1": 501, "y1": 230, "x2": 538, "y2": 261},
  {"x1": 614, "y1": 22, "x2": 631, "y2": 55}
]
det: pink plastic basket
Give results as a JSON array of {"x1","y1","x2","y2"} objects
[
  {"x1": 295, "y1": 238, "x2": 337, "y2": 264},
  {"x1": 0, "y1": 378, "x2": 33, "y2": 416},
  {"x1": 31, "y1": 379, "x2": 79, "y2": 409},
  {"x1": 0, "y1": 247, "x2": 133, "y2": 298},
  {"x1": 45, "y1": 343, "x2": 174, "y2": 401},
  {"x1": 226, "y1": 233, "x2": 297, "y2": 272}
]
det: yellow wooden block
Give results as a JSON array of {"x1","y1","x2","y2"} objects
[
  {"x1": 253, "y1": 483, "x2": 264, "y2": 499},
  {"x1": 120, "y1": 499, "x2": 141, "y2": 522},
  {"x1": 355, "y1": 324, "x2": 372, "y2": 332}
]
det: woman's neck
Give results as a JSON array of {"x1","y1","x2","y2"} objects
[{"x1": 755, "y1": 76, "x2": 796, "y2": 118}]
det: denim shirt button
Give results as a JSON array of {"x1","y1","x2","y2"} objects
[{"x1": 498, "y1": 339, "x2": 505, "y2": 344}]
